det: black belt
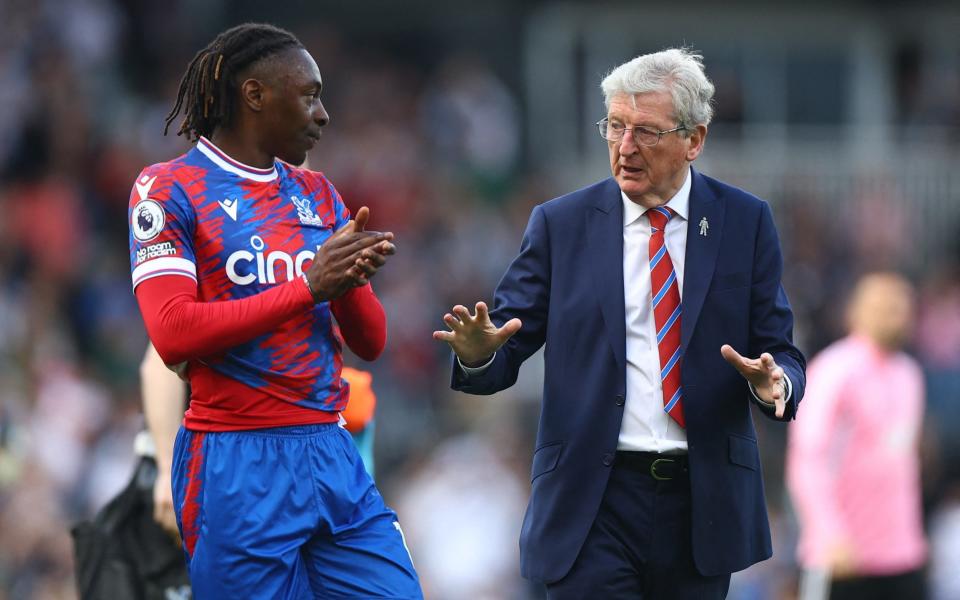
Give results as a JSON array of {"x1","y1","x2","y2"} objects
[{"x1": 615, "y1": 451, "x2": 689, "y2": 481}]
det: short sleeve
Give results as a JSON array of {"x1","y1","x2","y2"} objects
[{"x1": 128, "y1": 167, "x2": 198, "y2": 290}]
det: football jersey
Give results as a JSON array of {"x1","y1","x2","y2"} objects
[{"x1": 128, "y1": 136, "x2": 352, "y2": 430}]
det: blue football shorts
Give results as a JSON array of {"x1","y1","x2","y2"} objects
[{"x1": 171, "y1": 422, "x2": 422, "y2": 599}]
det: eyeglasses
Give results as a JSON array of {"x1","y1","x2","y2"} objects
[{"x1": 596, "y1": 117, "x2": 686, "y2": 147}]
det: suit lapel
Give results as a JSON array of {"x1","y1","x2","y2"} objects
[
  {"x1": 587, "y1": 179, "x2": 627, "y2": 374},
  {"x1": 681, "y1": 169, "x2": 724, "y2": 352}
]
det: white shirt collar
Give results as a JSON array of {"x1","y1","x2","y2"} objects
[{"x1": 621, "y1": 166, "x2": 692, "y2": 228}]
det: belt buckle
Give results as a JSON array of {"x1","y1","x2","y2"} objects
[{"x1": 650, "y1": 457, "x2": 674, "y2": 481}]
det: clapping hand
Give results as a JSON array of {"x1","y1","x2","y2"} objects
[{"x1": 304, "y1": 206, "x2": 395, "y2": 301}]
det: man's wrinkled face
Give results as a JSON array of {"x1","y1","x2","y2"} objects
[{"x1": 606, "y1": 91, "x2": 704, "y2": 207}]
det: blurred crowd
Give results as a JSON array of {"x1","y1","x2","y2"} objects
[{"x1": 2, "y1": 1, "x2": 960, "y2": 599}]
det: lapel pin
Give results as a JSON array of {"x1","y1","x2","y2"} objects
[{"x1": 699, "y1": 217, "x2": 709, "y2": 237}]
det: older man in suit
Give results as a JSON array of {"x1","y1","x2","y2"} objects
[{"x1": 433, "y1": 48, "x2": 805, "y2": 599}]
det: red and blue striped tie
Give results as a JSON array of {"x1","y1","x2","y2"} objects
[{"x1": 647, "y1": 207, "x2": 685, "y2": 428}]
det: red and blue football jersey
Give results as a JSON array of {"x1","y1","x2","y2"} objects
[{"x1": 128, "y1": 137, "x2": 352, "y2": 430}]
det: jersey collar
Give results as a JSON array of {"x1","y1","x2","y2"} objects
[{"x1": 196, "y1": 136, "x2": 279, "y2": 182}]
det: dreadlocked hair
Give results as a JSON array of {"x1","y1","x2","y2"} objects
[{"x1": 164, "y1": 23, "x2": 303, "y2": 141}]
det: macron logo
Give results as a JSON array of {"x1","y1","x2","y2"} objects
[
  {"x1": 135, "y1": 175, "x2": 156, "y2": 201},
  {"x1": 219, "y1": 198, "x2": 239, "y2": 221}
]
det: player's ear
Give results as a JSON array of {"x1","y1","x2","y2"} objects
[{"x1": 240, "y1": 78, "x2": 265, "y2": 113}]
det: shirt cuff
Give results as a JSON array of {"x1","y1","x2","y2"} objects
[
  {"x1": 749, "y1": 373, "x2": 793, "y2": 406},
  {"x1": 457, "y1": 353, "x2": 496, "y2": 375}
]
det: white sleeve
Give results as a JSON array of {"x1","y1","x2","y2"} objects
[{"x1": 456, "y1": 353, "x2": 496, "y2": 376}]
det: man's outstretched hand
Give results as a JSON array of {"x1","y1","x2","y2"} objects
[
  {"x1": 720, "y1": 345, "x2": 787, "y2": 418},
  {"x1": 432, "y1": 302, "x2": 521, "y2": 367}
]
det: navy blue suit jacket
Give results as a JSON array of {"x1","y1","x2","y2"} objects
[{"x1": 452, "y1": 170, "x2": 806, "y2": 582}]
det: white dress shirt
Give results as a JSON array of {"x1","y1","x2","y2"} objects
[
  {"x1": 617, "y1": 169, "x2": 789, "y2": 450},
  {"x1": 618, "y1": 169, "x2": 691, "y2": 452}
]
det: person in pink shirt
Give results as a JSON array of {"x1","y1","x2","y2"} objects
[{"x1": 787, "y1": 272, "x2": 927, "y2": 600}]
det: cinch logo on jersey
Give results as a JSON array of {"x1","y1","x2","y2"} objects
[{"x1": 226, "y1": 235, "x2": 320, "y2": 285}]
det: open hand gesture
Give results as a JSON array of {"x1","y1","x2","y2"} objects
[
  {"x1": 720, "y1": 345, "x2": 788, "y2": 417},
  {"x1": 432, "y1": 302, "x2": 521, "y2": 367}
]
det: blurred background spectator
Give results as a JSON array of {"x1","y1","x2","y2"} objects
[
  {"x1": 1, "y1": 1, "x2": 960, "y2": 598},
  {"x1": 787, "y1": 273, "x2": 926, "y2": 600}
]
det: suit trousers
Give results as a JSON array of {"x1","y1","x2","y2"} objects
[{"x1": 546, "y1": 454, "x2": 731, "y2": 600}]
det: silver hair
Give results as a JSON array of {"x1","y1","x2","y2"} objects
[{"x1": 601, "y1": 48, "x2": 715, "y2": 131}]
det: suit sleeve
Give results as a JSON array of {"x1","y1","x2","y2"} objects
[
  {"x1": 747, "y1": 202, "x2": 806, "y2": 420},
  {"x1": 451, "y1": 204, "x2": 552, "y2": 394}
]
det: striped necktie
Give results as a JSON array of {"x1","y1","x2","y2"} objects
[{"x1": 647, "y1": 206, "x2": 685, "y2": 428}]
